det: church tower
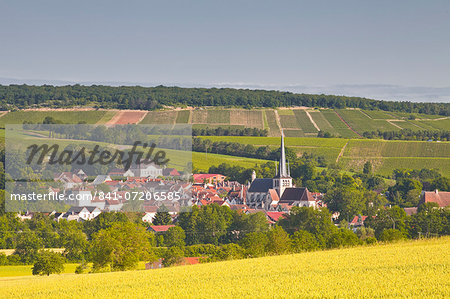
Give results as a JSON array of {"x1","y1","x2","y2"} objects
[{"x1": 273, "y1": 131, "x2": 292, "y2": 197}]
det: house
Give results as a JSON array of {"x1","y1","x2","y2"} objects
[
  {"x1": 142, "y1": 206, "x2": 159, "y2": 223},
  {"x1": 404, "y1": 207, "x2": 418, "y2": 216},
  {"x1": 54, "y1": 172, "x2": 83, "y2": 189},
  {"x1": 278, "y1": 187, "x2": 316, "y2": 209},
  {"x1": 419, "y1": 190, "x2": 450, "y2": 208},
  {"x1": 350, "y1": 215, "x2": 368, "y2": 228},
  {"x1": 16, "y1": 212, "x2": 34, "y2": 221},
  {"x1": 163, "y1": 168, "x2": 180, "y2": 177},
  {"x1": 193, "y1": 174, "x2": 226, "y2": 184},
  {"x1": 130, "y1": 162, "x2": 163, "y2": 178},
  {"x1": 265, "y1": 211, "x2": 286, "y2": 224},
  {"x1": 74, "y1": 169, "x2": 87, "y2": 180},
  {"x1": 92, "y1": 175, "x2": 112, "y2": 185},
  {"x1": 63, "y1": 206, "x2": 101, "y2": 221},
  {"x1": 148, "y1": 225, "x2": 175, "y2": 233}
]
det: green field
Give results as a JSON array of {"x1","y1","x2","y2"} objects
[
  {"x1": 175, "y1": 110, "x2": 190, "y2": 123},
  {"x1": 0, "y1": 108, "x2": 446, "y2": 138},
  {"x1": 0, "y1": 264, "x2": 79, "y2": 277},
  {"x1": 199, "y1": 136, "x2": 450, "y2": 176},
  {"x1": 200, "y1": 136, "x2": 346, "y2": 163},
  {"x1": 390, "y1": 120, "x2": 422, "y2": 130},
  {"x1": 0, "y1": 111, "x2": 108, "y2": 126},
  {"x1": 341, "y1": 157, "x2": 450, "y2": 176},
  {"x1": 0, "y1": 261, "x2": 149, "y2": 278},
  {"x1": 344, "y1": 139, "x2": 450, "y2": 158},
  {"x1": 340, "y1": 139, "x2": 450, "y2": 175},
  {"x1": 277, "y1": 109, "x2": 294, "y2": 115},
  {"x1": 140, "y1": 111, "x2": 177, "y2": 124},
  {"x1": 265, "y1": 110, "x2": 280, "y2": 137},
  {"x1": 207, "y1": 109, "x2": 230, "y2": 124},
  {"x1": 96, "y1": 111, "x2": 118, "y2": 124},
  {"x1": 279, "y1": 115, "x2": 299, "y2": 129},
  {"x1": 192, "y1": 152, "x2": 268, "y2": 171},
  {"x1": 192, "y1": 124, "x2": 244, "y2": 130},
  {"x1": 337, "y1": 109, "x2": 400, "y2": 134},
  {"x1": 361, "y1": 109, "x2": 394, "y2": 119},
  {"x1": 321, "y1": 110, "x2": 359, "y2": 138},
  {"x1": 309, "y1": 111, "x2": 340, "y2": 136},
  {"x1": 293, "y1": 110, "x2": 317, "y2": 134},
  {"x1": 284, "y1": 129, "x2": 304, "y2": 137},
  {"x1": 200, "y1": 136, "x2": 348, "y2": 148},
  {"x1": 1, "y1": 238, "x2": 448, "y2": 298},
  {"x1": 419, "y1": 118, "x2": 450, "y2": 130}
]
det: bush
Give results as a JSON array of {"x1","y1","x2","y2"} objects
[
  {"x1": 356, "y1": 227, "x2": 375, "y2": 241},
  {"x1": 240, "y1": 232, "x2": 268, "y2": 258},
  {"x1": 208, "y1": 244, "x2": 244, "y2": 262},
  {"x1": 379, "y1": 229, "x2": 404, "y2": 242},
  {"x1": 291, "y1": 230, "x2": 319, "y2": 252},
  {"x1": 365, "y1": 237, "x2": 378, "y2": 245},
  {"x1": 0, "y1": 253, "x2": 7, "y2": 265},
  {"x1": 327, "y1": 229, "x2": 361, "y2": 249},
  {"x1": 162, "y1": 247, "x2": 184, "y2": 267},
  {"x1": 265, "y1": 226, "x2": 291, "y2": 255},
  {"x1": 32, "y1": 251, "x2": 65, "y2": 276},
  {"x1": 184, "y1": 244, "x2": 218, "y2": 257},
  {"x1": 75, "y1": 262, "x2": 88, "y2": 274},
  {"x1": 7, "y1": 254, "x2": 21, "y2": 265}
]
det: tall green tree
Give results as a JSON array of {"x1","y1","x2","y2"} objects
[
  {"x1": 32, "y1": 251, "x2": 65, "y2": 276},
  {"x1": 152, "y1": 205, "x2": 172, "y2": 225},
  {"x1": 164, "y1": 226, "x2": 186, "y2": 248},
  {"x1": 90, "y1": 223, "x2": 151, "y2": 271}
]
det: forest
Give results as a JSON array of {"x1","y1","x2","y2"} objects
[{"x1": 0, "y1": 84, "x2": 449, "y2": 115}]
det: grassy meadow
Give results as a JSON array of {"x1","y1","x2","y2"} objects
[{"x1": 0, "y1": 238, "x2": 448, "y2": 298}]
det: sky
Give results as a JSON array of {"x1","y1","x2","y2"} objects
[{"x1": 0, "y1": 0, "x2": 449, "y2": 102}]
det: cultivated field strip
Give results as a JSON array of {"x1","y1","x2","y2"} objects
[
  {"x1": 105, "y1": 111, "x2": 148, "y2": 125},
  {"x1": 0, "y1": 111, "x2": 108, "y2": 127},
  {"x1": 264, "y1": 110, "x2": 281, "y2": 136},
  {"x1": 1, "y1": 238, "x2": 448, "y2": 298},
  {"x1": 140, "y1": 111, "x2": 176, "y2": 124}
]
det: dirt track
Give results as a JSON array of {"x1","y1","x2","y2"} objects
[{"x1": 105, "y1": 111, "x2": 148, "y2": 125}]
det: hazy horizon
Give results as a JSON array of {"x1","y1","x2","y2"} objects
[
  {"x1": 1, "y1": 0, "x2": 449, "y2": 103},
  {"x1": 1, "y1": 77, "x2": 449, "y2": 103}
]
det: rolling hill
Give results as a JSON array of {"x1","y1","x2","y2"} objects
[
  {"x1": 1, "y1": 107, "x2": 448, "y2": 138},
  {"x1": 0, "y1": 108, "x2": 448, "y2": 176},
  {"x1": 1, "y1": 237, "x2": 448, "y2": 298}
]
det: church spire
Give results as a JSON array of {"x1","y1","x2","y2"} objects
[{"x1": 279, "y1": 130, "x2": 287, "y2": 177}]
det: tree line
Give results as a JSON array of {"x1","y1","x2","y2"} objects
[
  {"x1": 192, "y1": 127, "x2": 268, "y2": 137},
  {"x1": 1, "y1": 84, "x2": 448, "y2": 115},
  {"x1": 363, "y1": 129, "x2": 450, "y2": 141}
]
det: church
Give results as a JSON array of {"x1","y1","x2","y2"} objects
[{"x1": 246, "y1": 133, "x2": 316, "y2": 210}]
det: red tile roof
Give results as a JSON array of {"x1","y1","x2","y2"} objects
[
  {"x1": 268, "y1": 189, "x2": 280, "y2": 203},
  {"x1": 265, "y1": 211, "x2": 286, "y2": 222},
  {"x1": 350, "y1": 215, "x2": 368, "y2": 225},
  {"x1": 422, "y1": 190, "x2": 450, "y2": 208},
  {"x1": 149, "y1": 225, "x2": 175, "y2": 232}
]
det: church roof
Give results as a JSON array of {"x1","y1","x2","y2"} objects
[
  {"x1": 248, "y1": 179, "x2": 273, "y2": 193},
  {"x1": 279, "y1": 187, "x2": 313, "y2": 203}
]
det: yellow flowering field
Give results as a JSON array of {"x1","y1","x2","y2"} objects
[{"x1": 0, "y1": 237, "x2": 448, "y2": 298}]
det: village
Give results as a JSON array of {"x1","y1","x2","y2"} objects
[{"x1": 17, "y1": 135, "x2": 450, "y2": 234}]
